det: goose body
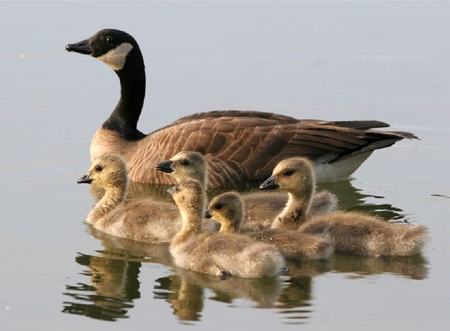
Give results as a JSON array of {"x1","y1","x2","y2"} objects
[
  {"x1": 155, "y1": 150, "x2": 337, "y2": 231},
  {"x1": 169, "y1": 179, "x2": 285, "y2": 278},
  {"x1": 67, "y1": 29, "x2": 418, "y2": 188},
  {"x1": 260, "y1": 157, "x2": 429, "y2": 257},
  {"x1": 207, "y1": 192, "x2": 334, "y2": 260}
]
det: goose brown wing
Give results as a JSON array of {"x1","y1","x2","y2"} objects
[
  {"x1": 129, "y1": 116, "x2": 416, "y2": 187},
  {"x1": 162, "y1": 110, "x2": 393, "y2": 130}
]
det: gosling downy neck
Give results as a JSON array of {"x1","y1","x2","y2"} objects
[
  {"x1": 84, "y1": 176, "x2": 128, "y2": 223},
  {"x1": 261, "y1": 172, "x2": 315, "y2": 230},
  {"x1": 172, "y1": 180, "x2": 206, "y2": 240},
  {"x1": 276, "y1": 186, "x2": 314, "y2": 230}
]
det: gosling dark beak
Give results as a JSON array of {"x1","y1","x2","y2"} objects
[
  {"x1": 66, "y1": 38, "x2": 91, "y2": 55},
  {"x1": 155, "y1": 160, "x2": 174, "y2": 174},
  {"x1": 204, "y1": 209, "x2": 212, "y2": 219},
  {"x1": 259, "y1": 175, "x2": 279, "y2": 190},
  {"x1": 167, "y1": 186, "x2": 176, "y2": 196},
  {"x1": 77, "y1": 173, "x2": 93, "y2": 184}
]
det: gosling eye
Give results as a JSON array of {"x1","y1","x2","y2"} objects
[
  {"x1": 180, "y1": 159, "x2": 190, "y2": 166},
  {"x1": 95, "y1": 165, "x2": 103, "y2": 172},
  {"x1": 105, "y1": 36, "x2": 114, "y2": 46},
  {"x1": 213, "y1": 203, "x2": 223, "y2": 210},
  {"x1": 283, "y1": 169, "x2": 294, "y2": 176}
]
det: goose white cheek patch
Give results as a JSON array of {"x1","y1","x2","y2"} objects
[{"x1": 97, "y1": 42, "x2": 133, "y2": 71}]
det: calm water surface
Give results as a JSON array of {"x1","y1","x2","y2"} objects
[{"x1": 1, "y1": 2, "x2": 449, "y2": 330}]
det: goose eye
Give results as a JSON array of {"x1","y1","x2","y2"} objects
[
  {"x1": 283, "y1": 170, "x2": 293, "y2": 176},
  {"x1": 105, "y1": 36, "x2": 114, "y2": 46},
  {"x1": 95, "y1": 165, "x2": 103, "y2": 172},
  {"x1": 214, "y1": 203, "x2": 223, "y2": 210},
  {"x1": 180, "y1": 159, "x2": 190, "y2": 166}
]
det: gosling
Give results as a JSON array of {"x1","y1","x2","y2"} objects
[
  {"x1": 77, "y1": 154, "x2": 181, "y2": 243},
  {"x1": 207, "y1": 192, "x2": 334, "y2": 261},
  {"x1": 260, "y1": 157, "x2": 429, "y2": 257},
  {"x1": 155, "y1": 150, "x2": 338, "y2": 231},
  {"x1": 169, "y1": 179, "x2": 285, "y2": 278}
]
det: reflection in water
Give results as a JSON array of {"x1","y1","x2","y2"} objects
[
  {"x1": 317, "y1": 180, "x2": 406, "y2": 220},
  {"x1": 154, "y1": 274, "x2": 204, "y2": 323},
  {"x1": 62, "y1": 253, "x2": 140, "y2": 321},
  {"x1": 67, "y1": 179, "x2": 428, "y2": 324},
  {"x1": 332, "y1": 253, "x2": 429, "y2": 280},
  {"x1": 276, "y1": 276, "x2": 314, "y2": 324},
  {"x1": 62, "y1": 227, "x2": 174, "y2": 321},
  {"x1": 153, "y1": 269, "x2": 283, "y2": 323}
]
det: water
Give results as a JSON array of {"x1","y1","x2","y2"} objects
[{"x1": 1, "y1": 2, "x2": 449, "y2": 330}]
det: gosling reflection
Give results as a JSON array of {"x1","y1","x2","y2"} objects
[
  {"x1": 154, "y1": 275, "x2": 204, "y2": 323},
  {"x1": 62, "y1": 226, "x2": 174, "y2": 322},
  {"x1": 62, "y1": 252, "x2": 141, "y2": 321},
  {"x1": 154, "y1": 268, "x2": 283, "y2": 323}
]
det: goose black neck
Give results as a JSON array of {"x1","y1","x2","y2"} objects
[{"x1": 103, "y1": 51, "x2": 146, "y2": 141}]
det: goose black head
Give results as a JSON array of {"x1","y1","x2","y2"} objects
[{"x1": 66, "y1": 29, "x2": 143, "y2": 71}]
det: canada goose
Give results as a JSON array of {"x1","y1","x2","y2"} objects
[
  {"x1": 77, "y1": 154, "x2": 215, "y2": 243},
  {"x1": 168, "y1": 179, "x2": 285, "y2": 278},
  {"x1": 260, "y1": 157, "x2": 429, "y2": 257},
  {"x1": 155, "y1": 150, "x2": 337, "y2": 231},
  {"x1": 206, "y1": 192, "x2": 333, "y2": 260},
  {"x1": 66, "y1": 28, "x2": 418, "y2": 188}
]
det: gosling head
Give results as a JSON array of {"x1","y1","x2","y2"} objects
[
  {"x1": 156, "y1": 151, "x2": 208, "y2": 186},
  {"x1": 259, "y1": 157, "x2": 315, "y2": 196},
  {"x1": 77, "y1": 154, "x2": 128, "y2": 189},
  {"x1": 206, "y1": 192, "x2": 244, "y2": 233},
  {"x1": 66, "y1": 29, "x2": 143, "y2": 72}
]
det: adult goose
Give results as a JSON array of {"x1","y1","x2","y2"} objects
[
  {"x1": 260, "y1": 157, "x2": 429, "y2": 257},
  {"x1": 66, "y1": 28, "x2": 418, "y2": 188}
]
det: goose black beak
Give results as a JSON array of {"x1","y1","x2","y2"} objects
[
  {"x1": 77, "y1": 173, "x2": 93, "y2": 184},
  {"x1": 155, "y1": 160, "x2": 174, "y2": 173},
  {"x1": 259, "y1": 175, "x2": 279, "y2": 190},
  {"x1": 204, "y1": 209, "x2": 212, "y2": 219},
  {"x1": 66, "y1": 39, "x2": 91, "y2": 55}
]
